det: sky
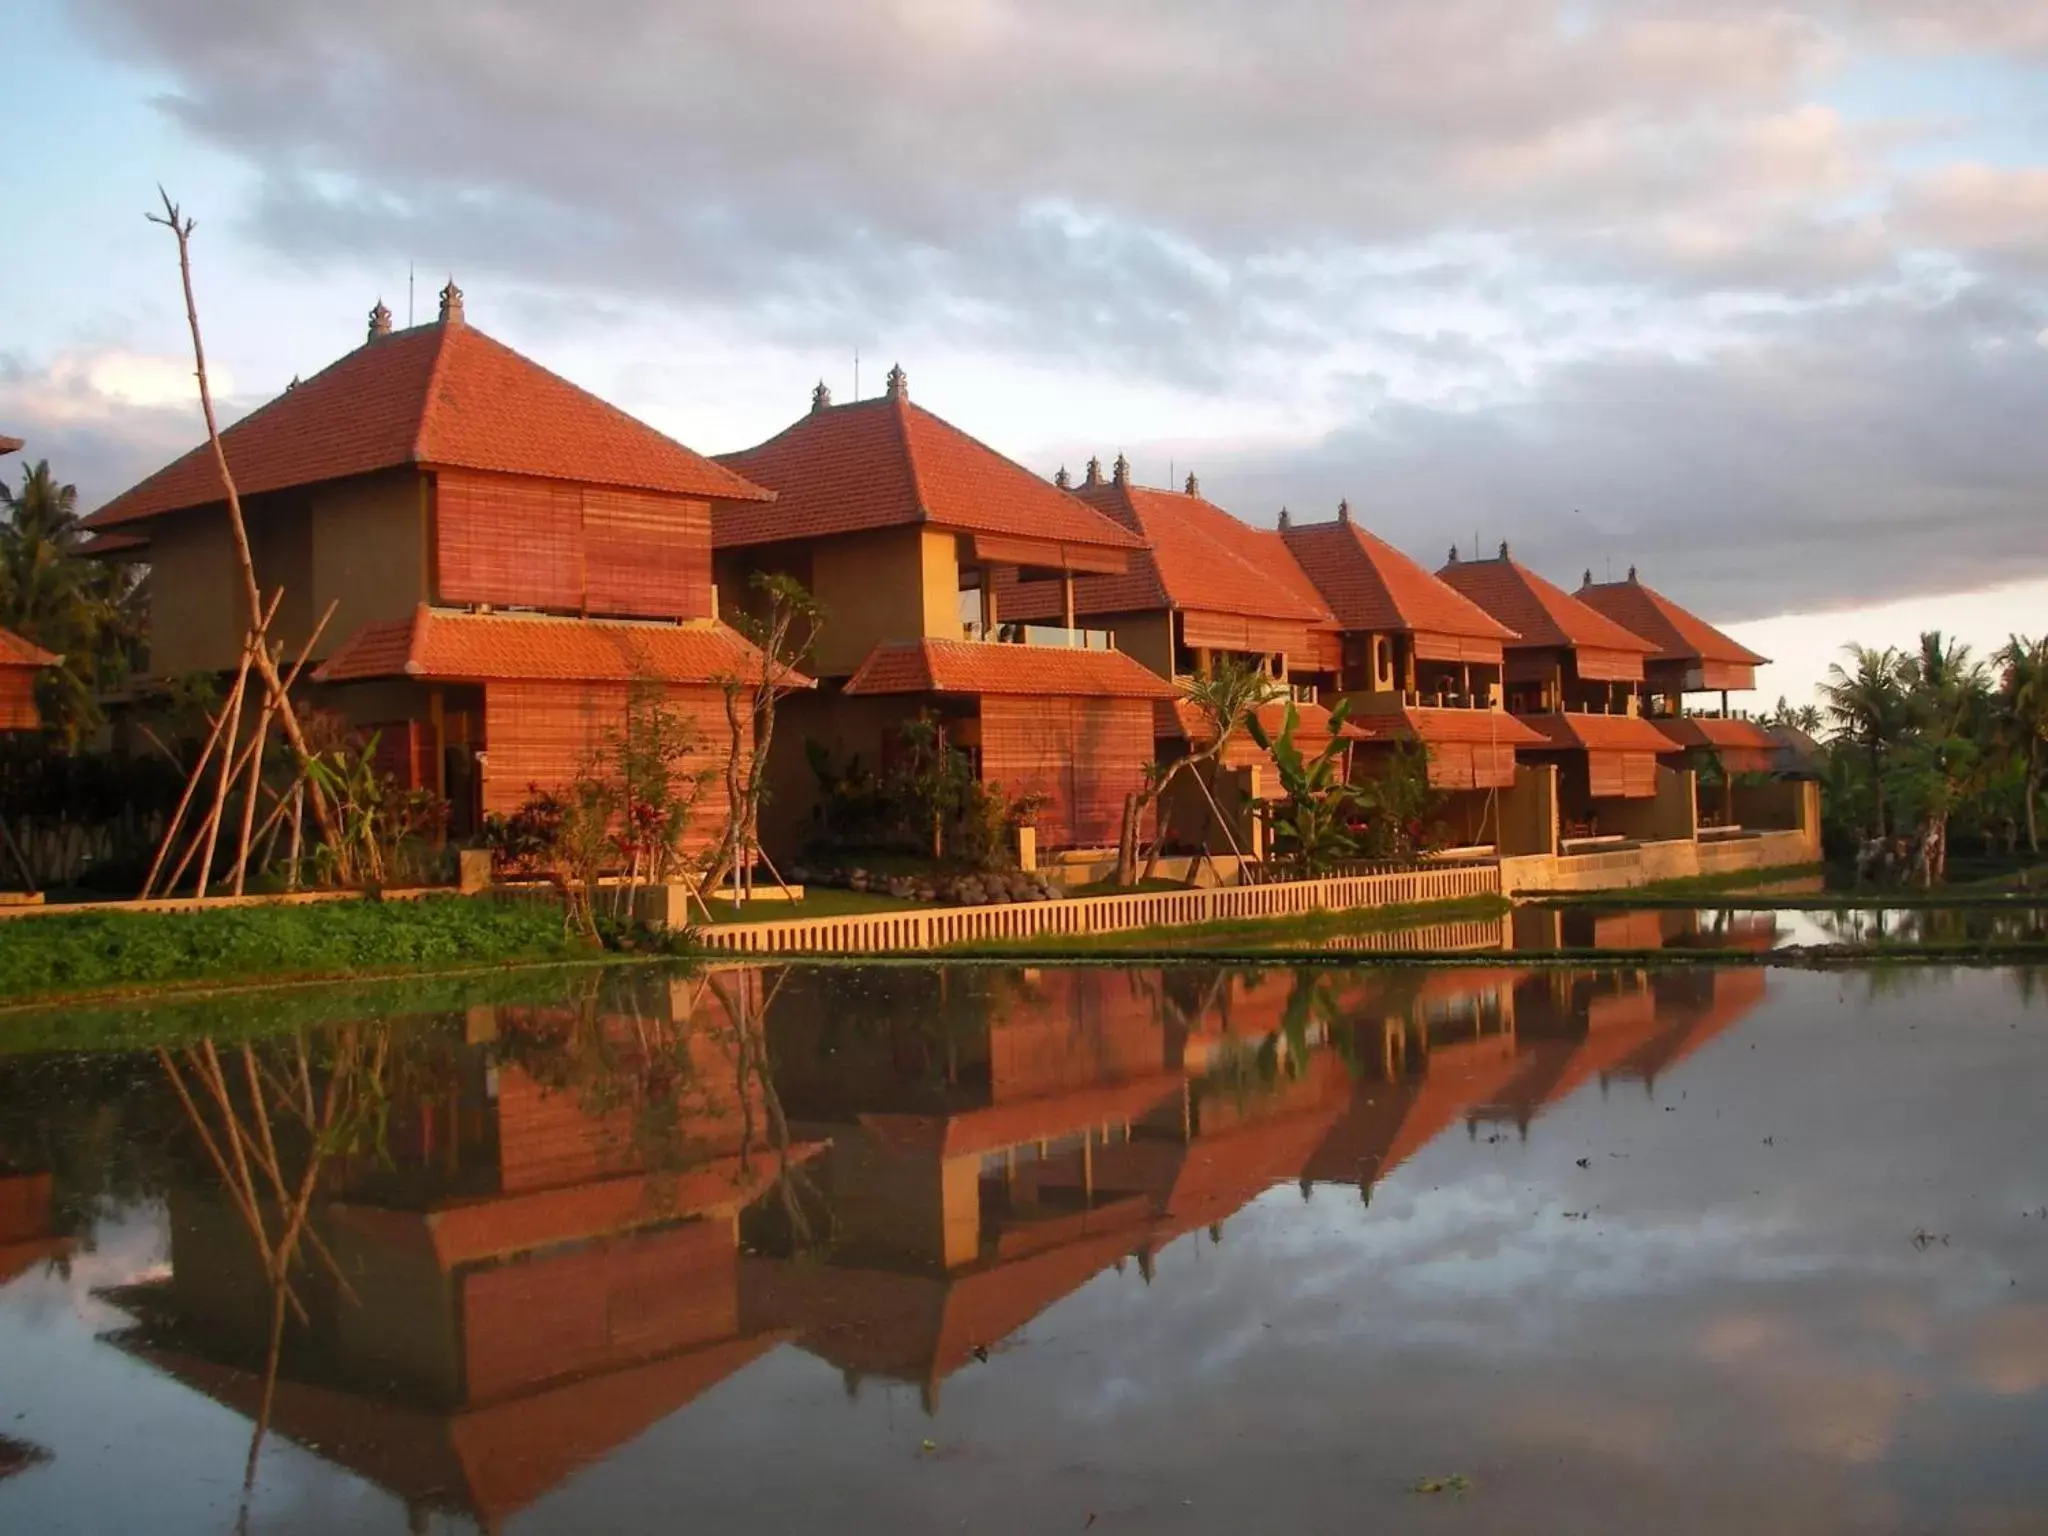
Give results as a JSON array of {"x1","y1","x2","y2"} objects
[{"x1": 4, "y1": 0, "x2": 2047, "y2": 709}]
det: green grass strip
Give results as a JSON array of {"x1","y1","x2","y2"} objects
[{"x1": 941, "y1": 893, "x2": 1513, "y2": 957}]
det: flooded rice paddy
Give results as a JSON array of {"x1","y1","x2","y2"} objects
[{"x1": 2, "y1": 943, "x2": 2045, "y2": 1532}]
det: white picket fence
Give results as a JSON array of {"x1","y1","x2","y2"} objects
[{"x1": 698, "y1": 864, "x2": 1501, "y2": 955}]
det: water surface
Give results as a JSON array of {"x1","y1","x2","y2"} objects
[{"x1": 2, "y1": 960, "x2": 2044, "y2": 1534}]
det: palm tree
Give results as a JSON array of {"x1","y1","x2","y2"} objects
[
  {"x1": 1117, "y1": 655, "x2": 1277, "y2": 885},
  {"x1": 1995, "y1": 634, "x2": 2048, "y2": 853},
  {"x1": 1820, "y1": 644, "x2": 1909, "y2": 837},
  {"x1": 0, "y1": 459, "x2": 144, "y2": 744}
]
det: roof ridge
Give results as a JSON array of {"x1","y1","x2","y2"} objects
[
  {"x1": 410, "y1": 324, "x2": 459, "y2": 463},
  {"x1": 894, "y1": 395, "x2": 933, "y2": 525}
]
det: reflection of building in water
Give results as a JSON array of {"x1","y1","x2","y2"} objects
[
  {"x1": 0, "y1": 1171, "x2": 69, "y2": 1287},
  {"x1": 103, "y1": 974, "x2": 814, "y2": 1535},
  {"x1": 1513, "y1": 905, "x2": 1782, "y2": 954},
  {"x1": 742, "y1": 965, "x2": 1547, "y2": 1404}
]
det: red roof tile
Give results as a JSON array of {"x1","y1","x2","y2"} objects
[
  {"x1": 1575, "y1": 574, "x2": 1769, "y2": 667},
  {"x1": 1348, "y1": 706, "x2": 1548, "y2": 749},
  {"x1": 1155, "y1": 698, "x2": 1362, "y2": 744},
  {"x1": 1651, "y1": 715, "x2": 1777, "y2": 754},
  {"x1": 1000, "y1": 475, "x2": 1333, "y2": 625},
  {"x1": 0, "y1": 435, "x2": 22, "y2": 456},
  {"x1": 1281, "y1": 517, "x2": 1517, "y2": 642},
  {"x1": 0, "y1": 626, "x2": 58, "y2": 669},
  {"x1": 86, "y1": 319, "x2": 770, "y2": 529},
  {"x1": 1435, "y1": 554, "x2": 1658, "y2": 655},
  {"x1": 713, "y1": 390, "x2": 1142, "y2": 553},
  {"x1": 843, "y1": 639, "x2": 1176, "y2": 699},
  {"x1": 1518, "y1": 712, "x2": 1676, "y2": 753},
  {"x1": 315, "y1": 606, "x2": 809, "y2": 687}
]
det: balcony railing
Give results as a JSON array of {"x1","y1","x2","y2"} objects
[{"x1": 964, "y1": 621, "x2": 1117, "y2": 650}]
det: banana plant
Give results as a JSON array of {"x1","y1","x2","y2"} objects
[{"x1": 1246, "y1": 697, "x2": 1363, "y2": 877}]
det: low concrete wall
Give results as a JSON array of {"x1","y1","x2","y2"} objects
[
  {"x1": 1605, "y1": 766, "x2": 1697, "y2": 845},
  {"x1": 1502, "y1": 826, "x2": 1816, "y2": 893},
  {"x1": 697, "y1": 863, "x2": 1502, "y2": 954},
  {"x1": 1499, "y1": 764, "x2": 1559, "y2": 857}
]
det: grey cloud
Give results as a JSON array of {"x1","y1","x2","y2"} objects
[{"x1": 1137, "y1": 280, "x2": 2048, "y2": 621}]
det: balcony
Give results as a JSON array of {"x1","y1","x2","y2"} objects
[{"x1": 961, "y1": 621, "x2": 1117, "y2": 650}]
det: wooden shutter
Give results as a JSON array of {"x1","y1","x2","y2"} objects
[
  {"x1": 1622, "y1": 751, "x2": 1659, "y2": 798},
  {"x1": 583, "y1": 489, "x2": 711, "y2": 619},
  {"x1": 1574, "y1": 646, "x2": 1646, "y2": 683},
  {"x1": 0, "y1": 671, "x2": 39, "y2": 731},
  {"x1": 1473, "y1": 743, "x2": 1518, "y2": 788},
  {"x1": 980, "y1": 696, "x2": 1152, "y2": 850}
]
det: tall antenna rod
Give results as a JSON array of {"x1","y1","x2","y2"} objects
[
  {"x1": 408, "y1": 263, "x2": 415, "y2": 327},
  {"x1": 853, "y1": 349, "x2": 860, "y2": 401}
]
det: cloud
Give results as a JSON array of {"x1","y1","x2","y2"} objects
[
  {"x1": 1897, "y1": 164, "x2": 2048, "y2": 273},
  {"x1": 0, "y1": 350, "x2": 236, "y2": 509}
]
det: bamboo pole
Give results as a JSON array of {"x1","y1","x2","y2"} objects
[
  {"x1": 232, "y1": 600, "x2": 338, "y2": 895},
  {"x1": 141, "y1": 678, "x2": 246, "y2": 899},
  {"x1": 150, "y1": 191, "x2": 338, "y2": 853},
  {"x1": 194, "y1": 642, "x2": 255, "y2": 900}
]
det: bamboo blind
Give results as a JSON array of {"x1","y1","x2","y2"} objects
[
  {"x1": 436, "y1": 469, "x2": 713, "y2": 620},
  {"x1": 0, "y1": 672, "x2": 39, "y2": 732},
  {"x1": 980, "y1": 695, "x2": 1154, "y2": 850},
  {"x1": 1587, "y1": 749, "x2": 1660, "y2": 800}
]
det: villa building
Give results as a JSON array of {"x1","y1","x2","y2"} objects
[
  {"x1": 81, "y1": 286, "x2": 788, "y2": 845},
  {"x1": 1436, "y1": 544, "x2": 1673, "y2": 837},
  {"x1": 1574, "y1": 568, "x2": 1779, "y2": 820},
  {"x1": 713, "y1": 372, "x2": 1172, "y2": 857},
  {"x1": 1279, "y1": 502, "x2": 1547, "y2": 847},
  {"x1": 0, "y1": 628, "x2": 55, "y2": 734}
]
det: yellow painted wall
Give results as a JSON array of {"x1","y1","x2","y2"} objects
[
  {"x1": 143, "y1": 507, "x2": 246, "y2": 676},
  {"x1": 310, "y1": 469, "x2": 428, "y2": 657},
  {"x1": 759, "y1": 525, "x2": 960, "y2": 679},
  {"x1": 1607, "y1": 765, "x2": 1699, "y2": 844},
  {"x1": 1112, "y1": 612, "x2": 1176, "y2": 680}
]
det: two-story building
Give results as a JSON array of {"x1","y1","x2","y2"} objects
[
  {"x1": 1436, "y1": 544, "x2": 1671, "y2": 838},
  {"x1": 0, "y1": 434, "x2": 56, "y2": 734},
  {"x1": 1280, "y1": 503, "x2": 1547, "y2": 847},
  {"x1": 1575, "y1": 567, "x2": 1779, "y2": 827},
  {"x1": 82, "y1": 286, "x2": 791, "y2": 846},
  {"x1": 713, "y1": 371, "x2": 1174, "y2": 859}
]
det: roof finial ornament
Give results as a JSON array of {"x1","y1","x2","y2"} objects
[
  {"x1": 1277, "y1": 505, "x2": 1292, "y2": 530},
  {"x1": 1111, "y1": 451, "x2": 1130, "y2": 486},
  {"x1": 438, "y1": 277, "x2": 464, "y2": 325},
  {"x1": 1583, "y1": 568, "x2": 1593, "y2": 588},
  {"x1": 1184, "y1": 471, "x2": 1199, "y2": 496},
  {"x1": 1084, "y1": 455, "x2": 1103, "y2": 486},
  {"x1": 1628, "y1": 563, "x2": 1639, "y2": 582},
  {"x1": 1448, "y1": 544, "x2": 1459, "y2": 563},
  {"x1": 1054, "y1": 465, "x2": 1071, "y2": 489},
  {"x1": 810, "y1": 380, "x2": 832, "y2": 413},
  {"x1": 885, "y1": 362, "x2": 907, "y2": 400},
  {"x1": 1337, "y1": 498, "x2": 1351, "y2": 525},
  {"x1": 1498, "y1": 539, "x2": 1510, "y2": 559},
  {"x1": 367, "y1": 298, "x2": 392, "y2": 341}
]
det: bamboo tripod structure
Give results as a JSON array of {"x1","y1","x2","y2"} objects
[{"x1": 140, "y1": 191, "x2": 339, "y2": 899}]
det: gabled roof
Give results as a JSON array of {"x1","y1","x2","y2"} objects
[
  {"x1": 86, "y1": 316, "x2": 770, "y2": 529},
  {"x1": 1281, "y1": 516, "x2": 1516, "y2": 641},
  {"x1": 0, "y1": 626, "x2": 59, "y2": 669},
  {"x1": 1518, "y1": 712, "x2": 1676, "y2": 753},
  {"x1": 0, "y1": 434, "x2": 21, "y2": 455},
  {"x1": 315, "y1": 606, "x2": 809, "y2": 688},
  {"x1": 1003, "y1": 473, "x2": 1333, "y2": 624},
  {"x1": 1574, "y1": 572, "x2": 1769, "y2": 668},
  {"x1": 1435, "y1": 551, "x2": 1658, "y2": 655},
  {"x1": 843, "y1": 638, "x2": 1176, "y2": 700},
  {"x1": 712, "y1": 384, "x2": 1143, "y2": 554},
  {"x1": 1348, "y1": 706, "x2": 1548, "y2": 749},
  {"x1": 1155, "y1": 698, "x2": 1362, "y2": 745},
  {"x1": 1651, "y1": 715, "x2": 1777, "y2": 772}
]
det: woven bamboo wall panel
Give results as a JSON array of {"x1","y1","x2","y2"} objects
[
  {"x1": 1179, "y1": 611, "x2": 1312, "y2": 657},
  {"x1": 1413, "y1": 631, "x2": 1505, "y2": 666},
  {"x1": 1573, "y1": 645, "x2": 1647, "y2": 683},
  {"x1": 1427, "y1": 741, "x2": 1476, "y2": 791},
  {"x1": 436, "y1": 470, "x2": 713, "y2": 620},
  {"x1": 365, "y1": 719, "x2": 429, "y2": 791},
  {"x1": 980, "y1": 695, "x2": 1152, "y2": 850},
  {"x1": 1307, "y1": 629, "x2": 1343, "y2": 672},
  {"x1": 584, "y1": 489, "x2": 712, "y2": 619},
  {"x1": 1587, "y1": 749, "x2": 1660, "y2": 800},
  {"x1": 0, "y1": 672, "x2": 39, "y2": 732},
  {"x1": 482, "y1": 680, "x2": 736, "y2": 851},
  {"x1": 1474, "y1": 743, "x2": 1518, "y2": 789}
]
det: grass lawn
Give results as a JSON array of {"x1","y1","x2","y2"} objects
[
  {"x1": 0, "y1": 894, "x2": 588, "y2": 1011},
  {"x1": 697, "y1": 887, "x2": 929, "y2": 924}
]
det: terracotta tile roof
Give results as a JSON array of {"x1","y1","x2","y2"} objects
[
  {"x1": 1435, "y1": 554, "x2": 1658, "y2": 655},
  {"x1": 1347, "y1": 706, "x2": 1548, "y2": 749},
  {"x1": 1575, "y1": 573, "x2": 1769, "y2": 667},
  {"x1": 842, "y1": 639, "x2": 1176, "y2": 699},
  {"x1": 712, "y1": 390, "x2": 1142, "y2": 553},
  {"x1": 1155, "y1": 698, "x2": 1362, "y2": 743},
  {"x1": 1651, "y1": 716, "x2": 1777, "y2": 754},
  {"x1": 86, "y1": 319, "x2": 770, "y2": 529},
  {"x1": 315, "y1": 606, "x2": 810, "y2": 687},
  {"x1": 0, "y1": 626, "x2": 58, "y2": 669},
  {"x1": 1518, "y1": 712, "x2": 1676, "y2": 753},
  {"x1": 1281, "y1": 517, "x2": 1517, "y2": 641},
  {"x1": 999, "y1": 476, "x2": 1334, "y2": 625},
  {"x1": 0, "y1": 435, "x2": 21, "y2": 455}
]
